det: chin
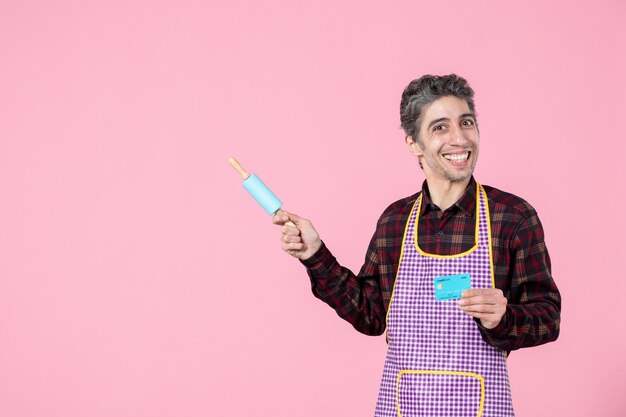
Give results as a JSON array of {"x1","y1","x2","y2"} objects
[{"x1": 445, "y1": 170, "x2": 474, "y2": 182}]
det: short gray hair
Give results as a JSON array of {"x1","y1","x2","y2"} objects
[{"x1": 400, "y1": 74, "x2": 477, "y2": 143}]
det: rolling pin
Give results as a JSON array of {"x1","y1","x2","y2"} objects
[{"x1": 228, "y1": 157, "x2": 296, "y2": 227}]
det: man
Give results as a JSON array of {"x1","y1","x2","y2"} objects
[{"x1": 272, "y1": 74, "x2": 560, "y2": 417}]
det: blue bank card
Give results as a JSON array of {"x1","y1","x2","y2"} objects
[{"x1": 434, "y1": 273, "x2": 471, "y2": 301}]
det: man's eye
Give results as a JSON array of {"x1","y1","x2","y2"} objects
[
  {"x1": 462, "y1": 119, "x2": 474, "y2": 126},
  {"x1": 433, "y1": 125, "x2": 445, "y2": 131}
]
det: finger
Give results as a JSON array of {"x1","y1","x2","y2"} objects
[
  {"x1": 288, "y1": 249, "x2": 305, "y2": 258},
  {"x1": 461, "y1": 308, "x2": 492, "y2": 318},
  {"x1": 282, "y1": 242, "x2": 305, "y2": 252},
  {"x1": 272, "y1": 212, "x2": 290, "y2": 225},
  {"x1": 283, "y1": 234, "x2": 302, "y2": 244},
  {"x1": 459, "y1": 296, "x2": 497, "y2": 306},
  {"x1": 280, "y1": 210, "x2": 311, "y2": 229},
  {"x1": 461, "y1": 310, "x2": 501, "y2": 322},
  {"x1": 281, "y1": 210, "x2": 300, "y2": 223},
  {"x1": 461, "y1": 288, "x2": 503, "y2": 298},
  {"x1": 459, "y1": 303, "x2": 498, "y2": 314},
  {"x1": 282, "y1": 224, "x2": 301, "y2": 235}
]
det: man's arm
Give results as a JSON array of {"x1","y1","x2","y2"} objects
[
  {"x1": 461, "y1": 209, "x2": 561, "y2": 352},
  {"x1": 273, "y1": 212, "x2": 386, "y2": 336}
]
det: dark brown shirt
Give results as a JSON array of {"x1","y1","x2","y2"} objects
[{"x1": 302, "y1": 178, "x2": 561, "y2": 352}]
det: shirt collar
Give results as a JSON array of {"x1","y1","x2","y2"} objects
[{"x1": 420, "y1": 177, "x2": 477, "y2": 217}]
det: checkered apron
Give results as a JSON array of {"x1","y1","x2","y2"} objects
[{"x1": 374, "y1": 185, "x2": 514, "y2": 417}]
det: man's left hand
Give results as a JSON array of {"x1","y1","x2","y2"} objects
[{"x1": 458, "y1": 288, "x2": 507, "y2": 329}]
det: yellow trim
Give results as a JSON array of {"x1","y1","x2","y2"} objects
[
  {"x1": 481, "y1": 184, "x2": 496, "y2": 288},
  {"x1": 396, "y1": 370, "x2": 485, "y2": 417},
  {"x1": 385, "y1": 184, "x2": 496, "y2": 341},
  {"x1": 414, "y1": 185, "x2": 481, "y2": 258},
  {"x1": 385, "y1": 198, "x2": 419, "y2": 344},
  {"x1": 483, "y1": 186, "x2": 504, "y2": 362}
]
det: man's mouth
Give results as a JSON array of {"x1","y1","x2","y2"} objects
[{"x1": 443, "y1": 152, "x2": 470, "y2": 162}]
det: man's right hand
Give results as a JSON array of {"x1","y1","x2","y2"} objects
[{"x1": 272, "y1": 211, "x2": 322, "y2": 260}]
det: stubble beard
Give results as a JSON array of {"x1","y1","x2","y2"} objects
[{"x1": 442, "y1": 157, "x2": 476, "y2": 183}]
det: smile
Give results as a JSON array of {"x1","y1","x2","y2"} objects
[{"x1": 443, "y1": 152, "x2": 470, "y2": 162}]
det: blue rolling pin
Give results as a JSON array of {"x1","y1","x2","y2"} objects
[{"x1": 229, "y1": 157, "x2": 296, "y2": 227}]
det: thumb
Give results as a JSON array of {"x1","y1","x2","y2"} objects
[{"x1": 278, "y1": 210, "x2": 305, "y2": 228}]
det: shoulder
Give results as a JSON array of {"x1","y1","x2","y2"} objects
[
  {"x1": 480, "y1": 184, "x2": 545, "y2": 243},
  {"x1": 376, "y1": 191, "x2": 420, "y2": 228},
  {"x1": 481, "y1": 183, "x2": 538, "y2": 219},
  {"x1": 368, "y1": 192, "x2": 420, "y2": 256}
]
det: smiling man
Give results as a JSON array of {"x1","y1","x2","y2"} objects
[{"x1": 272, "y1": 74, "x2": 561, "y2": 417}]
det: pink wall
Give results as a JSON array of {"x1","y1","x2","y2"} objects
[{"x1": 1, "y1": 1, "x2": 624, "y2": 416}]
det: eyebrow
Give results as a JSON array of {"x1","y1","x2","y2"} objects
[
  {"x1": 460, "y1": 113, "x2": 476, "y2": 121},
  {"x1": 427, "y1": 113, "x2": 476, "y2": 130},
  {"x1": 427, "y1": 117, "x2": 449, "y2": 130}
]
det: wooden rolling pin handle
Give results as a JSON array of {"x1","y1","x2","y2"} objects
[
  {"x1": 228, "y1": 157, "x2": 250, "y2": 180},
  {"x1": 276, "y1": 209, "x2": 297, "y2": 228}
]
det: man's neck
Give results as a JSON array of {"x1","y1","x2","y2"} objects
[{"x1": 425, "y1": 177, "x2": 471, "y2": 212}]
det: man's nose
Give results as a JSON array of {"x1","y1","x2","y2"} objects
[{"x1": 449, "y1": 126, "x2": 468, "y2": 145}]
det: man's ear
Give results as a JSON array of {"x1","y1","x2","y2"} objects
[{"x1": 405, "y1": 135, "x2": 423, "y2": 157}]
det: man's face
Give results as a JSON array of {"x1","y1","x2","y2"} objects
[{"x1": 407, "y1": 95, "x2": 479, "y2": 183}]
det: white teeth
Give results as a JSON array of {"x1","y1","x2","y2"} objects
[{"x1": 443, "y1": 153, "x2": 469, "y2": 162}]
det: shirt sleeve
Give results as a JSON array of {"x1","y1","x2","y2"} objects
[
  {"x1": 300, "y1": 227, "x2": 386, "y2": 336},
  {"x1": 478, "y1": 208, "x2": 561, "y2": 351}
]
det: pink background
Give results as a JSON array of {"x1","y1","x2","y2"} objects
[{"x1": 1, "y1": 1, "x2": 625, "y2": 416}]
